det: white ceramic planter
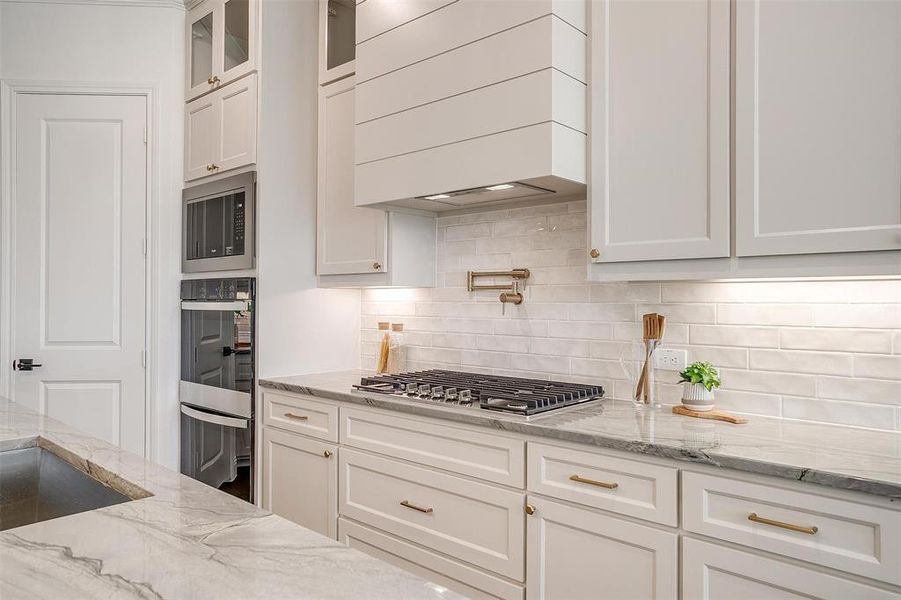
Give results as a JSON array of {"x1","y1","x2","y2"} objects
[{"x1": 681, "y1": 382, "x2": 715, "y2": 412}]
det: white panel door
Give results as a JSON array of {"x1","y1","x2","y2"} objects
[
  {"x1": 13, "y1": 93, "x2": 147, "y2": 455},
  {"x1": 317, "y1": 77, "x2": 387, "y2": 276},
  {"x1": 589, "y1": 0, "x2": 730, "y2": 262},
  {"x1": 735, "y1": 0, "x2": 901, "y2": 256},
  {"x1": 261, "y1": 427, "x2": 338, "y2": 539},
  {"x1": 216, "y1": 74, "x2": 257, "y2": 173},
  {"x1": 682, "y1": 538, "x2": 900, "y2": 600},
  {"x1": 526, "y1": 496, "x2": 678, "y2": 600}
]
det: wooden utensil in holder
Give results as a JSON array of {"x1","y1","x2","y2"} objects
[{"x1": 635, "y1": 313, "x2": 666, "y2": 404}]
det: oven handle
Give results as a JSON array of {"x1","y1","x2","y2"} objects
[
  {"x1": 180, "y1": 404, "x2": 249, "y2": 429},
  {"x1": 181, "y1": 300, "x2": 251, "y2": 312}
]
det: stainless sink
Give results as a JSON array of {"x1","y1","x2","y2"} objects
[{"x1": 0, "y1": 446, "x2": 132, "y2": 531}]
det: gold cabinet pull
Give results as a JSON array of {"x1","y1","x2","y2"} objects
[
  {"x1": 323, "y1": 450, "x2": 332, "y2": 458},
  {"x1": 208, "y1": 75, "x2": 220, "y2": 85},
  {"x1": 570, "y1": 474, "x2": 619, "y2": 489},
  {"x1": 372, "y1": 262, "x2": 382, "y2": 271},
  {"x1": 589, "y1": 248, "x2": 600, "y2": 259},
  {"x1": 400, "y1": 500, "x2": 433, "y2": 514},
  {"x1": 748, "y1": 513, "x2": 818, "y2": 535},
  {"x1": 525, "y1": 504, "x2": 535, "y2": 515},
  {"x1": 284, "y1": 412, "x2": 308, "y2": 421}
]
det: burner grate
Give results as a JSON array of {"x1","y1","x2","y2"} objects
[{"x1": 355, "y1": 369, "x2": 604, "y2": 416}]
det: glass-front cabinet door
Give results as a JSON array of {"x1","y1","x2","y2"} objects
[
  {"x1": 319, "y1": 0, "x2": 356, "y2": 85},
  {"x1": 186, "y1": 0, "x2": 258, "y2": 101}
]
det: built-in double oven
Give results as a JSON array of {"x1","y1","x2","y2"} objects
[{"x1": 179, "y1": 277, "x2": 255, "y2": 502}]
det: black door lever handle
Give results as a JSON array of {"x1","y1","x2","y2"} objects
[{"x1": 13, "y1": 359, "x2": 42, "y2": 371}]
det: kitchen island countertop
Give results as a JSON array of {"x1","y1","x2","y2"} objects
[
  {"x1": 0, "y1": 396, "x2": 460, "y2": 600},
  {"x1": 261, "y1": 370, "x2": 901, "y2": 500}
]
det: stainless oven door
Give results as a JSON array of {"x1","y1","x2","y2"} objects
[
  {"x1": 180, "y1": 404, "x2": 252, "y2": 501},
  {"x1": 180, "y1": 300, "x2": 253, "y2": 418}
]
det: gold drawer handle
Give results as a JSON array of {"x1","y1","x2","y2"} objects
[
  {"x1": 323, "y1": 450, "x2": 332, "y2": 458},
  {"x1": 570, "y1": 474, "x2": 619, "y2": 489},
  {"x1": 284, "y1": 412, "x2": 308, "y2": 421},
  {"x1": 400, "y1": 500, "x2": 433, "y2": 514},
  {"x1": 748, "y1": 513, "x2": 818, "y2": 535}
]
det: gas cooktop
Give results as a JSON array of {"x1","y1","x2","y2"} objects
[{"x1": 354, "y1": 370, "x2": 604, "y2": 416}]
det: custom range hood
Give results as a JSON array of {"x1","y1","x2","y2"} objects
[{"x1": 352, "y1": 1, "x2": 588, "y2": 213}]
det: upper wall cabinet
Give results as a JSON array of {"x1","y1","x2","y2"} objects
[
  {"x1": 353, "y1": 0, "x2": 588, "y2": 212},
  {"x1": 734, "y1": 0, "x2": 901, "y2": 257},
  {"x1": 185, "y1": 73, "x2": 257, "y2": 181},
  {"x1": 319, "y1": 0, "x2": 356, "y2": 85},
  {"x1": 317, "y1": 78, "x2": 436, "y2": 288},
  {"x1": 187, "y1": 0, "x2": 258, "y2": 101},
  {"x1": 588, "y1": 0, "x2": 730, "y2": 263}
]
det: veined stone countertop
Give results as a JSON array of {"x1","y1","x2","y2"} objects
[
  {"x1": 261, "y1": 370, "x2": 901, "y2": 500},
  {"x1": 0, "y1": 397, "x2": 460, "y2": 600}
]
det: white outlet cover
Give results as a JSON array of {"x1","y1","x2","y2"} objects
[{"x1": 655, "y1": 348, "x2": 687, "y2": 371}]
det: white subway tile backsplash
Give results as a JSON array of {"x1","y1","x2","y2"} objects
[
  {"x1": 854, "y1": 355, "x2": 901, "y2": 381},
  {"x1": 717, "y1": 304, "x2": 814, "y2": 326},
  {"x1": 362, "y1": 203, "x2": 901, "y2": 431},
  {"x1": 780, "y1": 328, "x2": 893, "y2": 354},
  {"x1": 749, "y1": 349, "x2": 853, "y2": 376},
  {"x1": 689, "y1": 324, "x2": 779, "y2": 348}
]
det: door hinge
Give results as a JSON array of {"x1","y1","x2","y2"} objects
[
  {"x1": 143, "y1": 128, "x2": 148, "y2": 144},
  {"x1": 142, "y1": 238, "x2": 147, "y2": 257},
  {"x1": 141, "y1": 350, "x2": 146, "y2": 369}
]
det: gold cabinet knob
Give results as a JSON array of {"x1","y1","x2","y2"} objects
[
  {"x1": 206, "y1": 164, "x2": 213, "y2": 171},
  {"x1": 323, "y1": 450, "x2": 333, "y2": 458},
  {"x1": 207, "y1": 75, "x2": 220, "y2": 85},
  {"x1": 589, "y1": 248, "x2": 600, "y2": 259},
  {"x1": 525, "y1": 504, "x2": 535, "y2": 515},
  {"x1": 373, "y1": 262, "x2": 382, "y2": 271}
]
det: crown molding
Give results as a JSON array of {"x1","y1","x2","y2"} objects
[{"x1": 0, "y1": 0, "x2": 185, "y2": 10}]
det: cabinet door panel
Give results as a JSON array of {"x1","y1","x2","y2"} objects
[
  {"x1": 185, "y1": 95, "x2": 220, "y2": 181},
  {"x1": 589, "y1": 0, "x2": 730, "y2": 262},
  {"x1": 261, "y1": 427, "x2": 337, "y2": 539},
  {"x1": 526, "y1": 497, "x2": 677, "y2": 600},
  {"x1": 683, "y1": 538, "x2": 899, "y2": 600},
  {"x1": 735, "y1": 0, "x2": 901, "y2": 256},
  {"x1": 317, "y1": 78, "x2": 387, "y2": 275},
  {"x1": 217, "y1": 74, "x2": 257, "y2": 171},
  {"x1": 187, "y1": 1, "x2": 217, "y2": 101}
]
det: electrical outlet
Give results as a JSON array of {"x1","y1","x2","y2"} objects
[{"x1": 655, "y1": 348, "x2": 687, "y2": 371}]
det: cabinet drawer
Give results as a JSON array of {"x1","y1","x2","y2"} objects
[
  {"x1": 340, "y1": 449, "x2": 525, "y2": 580},
  {"x1": 683, "y1": 537, "x2": 900, "y2": 600},
  {"x1": 682, "y1": 471, "x2": 901, "y2": 585},
  {"x1": 527, "y1": 442, "x2": 678, "y2": 526},
  {"x1": 262, "y1": 390, "x2": 338, "y2": 442},
  {"x1": 339, "y1": 518, "x2": 524, "y2": 600},
  {"x1": 340, "y1": 407, "x2": 525, "y2": 487}
]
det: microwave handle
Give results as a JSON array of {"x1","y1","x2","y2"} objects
[
  {"x1": 181, "y1": 404, "x2": 249, "y2": 429},
  {"x1": 181, "y1": 301, "x2": 250, "y2": 312}
]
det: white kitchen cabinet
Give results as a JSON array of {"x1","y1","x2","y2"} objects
[
  {"x1": 316, "y1": 78, "x2": 436, "y2": 286},
  {"x1": 185, "y1": 73, "x2": 257, "y2": 181},
  {"x1": 588, "y1": 0, "x2": 730, "y2": 263},
  {"x1": 261, "y1": 427, "x2": 337, "y2": 539},
  {"x1": 525, "y1": 496, "x2": 678, "y2": 600},
  {"x1": 735, "y1": 0, "x2": 901, "y2": 257},
  {"x1": 682, "y1": 537, "x2": 900, "y2": 600},
  {"x1": 186, "y1": 0, "x2": 258, "y2": 101},
  {"x1": 319, "y1": 0, "x2": 355, "y2": 85}
]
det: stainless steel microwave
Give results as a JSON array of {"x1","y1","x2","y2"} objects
[{"x1": 183, "y1": 172, "x2": 255, "y2": 273}]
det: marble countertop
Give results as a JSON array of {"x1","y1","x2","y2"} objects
[
  {"x1": 0, "y1": 397, "x2": 461, "y2": 600},
  {"x1": 261, "y1": 371, "x2": 901, "y2": 500}
]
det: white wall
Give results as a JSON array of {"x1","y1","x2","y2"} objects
[
  {"x1": 363, "y1": 201, "x2": 901, "y2": 432},
  {"x1": 0, "y1": 0, "x2": 185, "y2": 468},
  {"x1": 256, "y1": 0, "x2": 360, "y2": 380}
]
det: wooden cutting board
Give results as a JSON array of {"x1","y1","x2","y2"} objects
[{"x1": 672, "y1": 405, "x2": 748, "y2": 424}]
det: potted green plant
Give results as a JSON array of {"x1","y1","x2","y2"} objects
[{"x1": 678, "y1": 362, "x2": 721, "y2": 412}]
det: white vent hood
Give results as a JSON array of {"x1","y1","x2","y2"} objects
[{"x1": 353, "y1": 0, "x2": 587, "y2": 213}]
